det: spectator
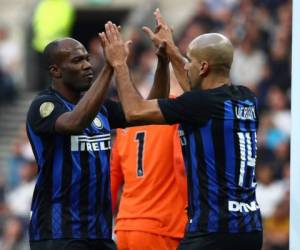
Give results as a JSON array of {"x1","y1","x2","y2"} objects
[
  {"x1": 0, "y1": 216, "x2": 28, "y2": 250},
  {"x1": 256, "y1": 163, "x2": 287, "y2": 219},
  {"x1": 5, "y1": 160, "x2": 36, "y2": 220},
  {"x1": 230, "y1": 30, "x2": 267, "y2": 91},
  {"x1": 0, "y1": 26, "x2": 21, "y2": 81},
  {"x1": 8, "y1": 127, "x2": 35, "y2": 189},
  {"x1": 264, "y1": 197, "x2": 289, "y2": 250}
]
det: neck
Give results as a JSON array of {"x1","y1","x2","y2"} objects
[
  {"x1": 200, "y1": 74, "x2": 230, "y2": 90},
  {"x1": 52, "y1": 80, "x2": 81, "y2": 104}
]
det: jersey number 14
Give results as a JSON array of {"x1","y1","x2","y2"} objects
[{"x1": 237, "y1": 131, "x2": 257, "y2": 187}]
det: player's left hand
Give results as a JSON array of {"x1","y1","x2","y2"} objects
[
  {"x1": 99, "y1": 21, "x2": 132, "y2": 67},
  {"x1": 142, "y1": 8, "x2": 175, "y2": 53}
]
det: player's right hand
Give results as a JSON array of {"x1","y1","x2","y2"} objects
[{"x1": 99, "y1": 22, "x2": 132, "y2": 67}]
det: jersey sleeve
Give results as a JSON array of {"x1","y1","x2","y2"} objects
[
  {"x1": 104, "y1": 99, "x2": 129, "y2": 129},
  {"x1": 27, "y1": 95, "x2": 68, "y2": 134},
  {"x1": 157, "y1": 90, "x2": 213, "y2": 126},
  {"x1": 110, "y1": 129, "x2": 124, "y2": 213}
]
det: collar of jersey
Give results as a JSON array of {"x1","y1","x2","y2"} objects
[{"x1": 49, "y1": 87, "x2": 80, "y2": 106}]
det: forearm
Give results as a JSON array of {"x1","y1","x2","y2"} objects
[
  {"x1": 114, "y1": 63, "x2": 144, "y2": 120},
  {"x1": 147, "y1": 57, "x2": 170, "y2": 99},
  {"x1": 113, "y1": 63, "x2": 166, "y2": 124},
  {"x1": 56, "y1": 64, "x2": 113, "y2": 133},
  {"x1": 75, "y1": 64, "x2": 113, "y2": 125},
  {"x1": 167, "y1": 44, "x2": 190, "y2": 92}
]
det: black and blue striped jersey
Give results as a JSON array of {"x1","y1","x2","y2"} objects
[
  {"x1": 158, "y1": 84, "x2": 262, "y2": 233},
  {"x1": 26, "y1": 88, "x2": 127, "y2": 241}
]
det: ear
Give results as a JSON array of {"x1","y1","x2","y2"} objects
[
  {"x1": 199, "y1": 61, "x2": 209, "y2": 76},
  {"x1": 49, "y1": 65, "x2": 61, "y2": 78}
]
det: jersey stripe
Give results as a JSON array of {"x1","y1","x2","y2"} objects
[
  {"x1": 194, "y1": 131, "x2": 209, "y2": 231},
  {"x1": 61, "y1": 136, "x2": 73, "y2": 237},
  {"x1": 200, "y1": 120, "x2": 219, "y2": 232},
  {"x1": 27, "y1": 125, "x2": 42, "y2": 240},
  {"x1": 71, "y1": 152, "x2": 81, "y2": 238},
  {"x1": 95, "y1": 151, "x2": 102, "y2": 238},
  {"x1": 212, "y1": 104, "x2": 229, "y2": 232},
  {"x1": 79, "y1": 150, "x2": 90, "y2": 238},
  {"x1": 87, "y1": 152, "x2": 97, "y2": 238},
  {"x1": 187, "y1": 132, "x2": 200, "y2": 232},
  {"x1": 52, "y1": 135, "x2": 63, "y2": 238},
  {"x1": 40, "y1": 138, "x2": 54, "y2": 239},
  {"x1": 27, "y1": 125, "x2": 45, "y2": 168},
  {"x1": 224, "y1": 100, "x2": 238, "y2": 232},
  {"x1": 99, "y1": 149, "x2": 111, "y2": 236}
]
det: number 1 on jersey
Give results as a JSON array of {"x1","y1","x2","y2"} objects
[{"x1": 135, "y1": 131, "x2": 146, "y2": 177}]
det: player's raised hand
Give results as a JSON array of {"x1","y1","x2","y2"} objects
[
  {"x1": 155, "y1": 41, "x2": 169, "y2": 62},
  {"x1": 142, "y1": 8, "x2": 175, "y2": 51},
  {"x1": 99, "y1": 21, "x2": 132, "y2": 67}
]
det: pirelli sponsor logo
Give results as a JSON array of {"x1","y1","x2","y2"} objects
[{"x1": 71, "y1": 134, "x2": 111, "y2": 151}]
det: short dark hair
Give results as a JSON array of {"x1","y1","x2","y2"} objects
[{"x1": 42, "y1": 40, "x2": 61, "y2": 70}]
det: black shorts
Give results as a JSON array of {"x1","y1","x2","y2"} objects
[
  {"x1": 30, "y1": 238, "x2": 117, "y2": 250},
  {"x1": 177, "y1": 231, "x2": 263, "y2": 250}
]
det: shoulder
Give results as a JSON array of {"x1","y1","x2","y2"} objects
[
  {"x1": 231, "y1": 85, "x2": 257, "y2": 99},
  {"x1": 27, "y1": 89, "x2": 67, "y2": 126},
  {"x1": 29, "y1": 89, "x2": 63, "y2": 109},
  {"x1": 160, "y1": 89, "x2": 213, "y2": 106},
  {"x1": 28, "y1": 91, "x2": 62, "y2": 115}
]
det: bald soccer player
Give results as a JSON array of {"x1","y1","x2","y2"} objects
[
  {"x1": 99, "y1": 14, "x2": 263, "y2": 250},
  {"x1": 26, "y1": 37, "x2": 170, "y2": 250}
]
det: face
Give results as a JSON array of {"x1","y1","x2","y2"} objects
[
  {"x1": 56, "y1": 41, "x2": 94, "y2": 92},
  {"x1": 184, "y1": 49, "x2": 205, "y2": 89}
]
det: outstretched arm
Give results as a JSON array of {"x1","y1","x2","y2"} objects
[
  {"x1": 142, "y1": 8, "x2": 190, "y2": 92},
  {"x1": 100, "y1": 22, "x2": 166, "y2": 124},
  {"x1": 55, "y1": 63, "x2": 113, "y2": 134},
  {"x1": 147, "y1": 43, "x2": 170, "y2": 99}
]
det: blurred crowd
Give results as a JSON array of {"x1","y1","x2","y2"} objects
[
  {"x1": 0, "y1": 26, "x2": 19, "y2": 106},
  {"x1": 0, "y1": 0, "x2": 291, "y2": 250}
]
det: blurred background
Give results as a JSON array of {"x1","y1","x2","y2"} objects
[{"x1": 0, "y1": 0, "x2": 291, "y2": 249}]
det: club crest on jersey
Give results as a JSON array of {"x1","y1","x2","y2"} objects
[
  {"x1": 93, "y1": 117, "x2": 103, "y2": 129},
  {"x1": 39, "y1": 102, "x2": 54, "y2": 118}
]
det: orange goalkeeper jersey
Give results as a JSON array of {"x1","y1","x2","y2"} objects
[{"x1": 110, "y1": 124, "x2": 187, "y2": 238}]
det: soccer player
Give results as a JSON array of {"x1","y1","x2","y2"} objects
[
  {"x1": 111, "y1": 73, "x2": 187, "y2": 249},
  {"x1": 111, "y1": 124, "x2": 187, "y2": 250},
  {"x1": 26, "y1": 37, "x2": 169, "y2": 250},
  {"x1": 99, "y1": 17, "x2": 263, "y2": 250}
]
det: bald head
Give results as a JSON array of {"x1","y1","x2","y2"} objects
[
  {"x1": 187, "y1": 33, "x2": 234, "y2": 75},
  {"x1": 43, "y1": 38, "x2": 85, "y2": 69}
]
